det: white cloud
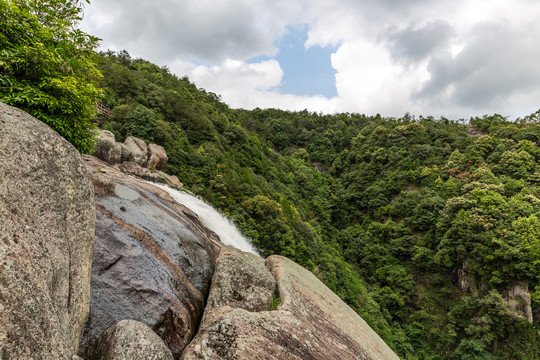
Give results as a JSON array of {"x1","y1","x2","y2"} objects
[
  {"x1": 331, "y1": 41, "x2": 430, "y2": 117},
  {"x1": 81, "y1": 0, "x2": 317, "y2": 64},
  {"x1": 81, "y1": 0, "x2": 540, "y2": 119},
  {"x1": 190, "y1": 59, "x2": 283, "y2": 94},
  {"x1": 169, "y1": 58, "x2": 338, "y2": 113},
  {"x1": 418, "y1": 20, "x2": 540, "y2": 114}
]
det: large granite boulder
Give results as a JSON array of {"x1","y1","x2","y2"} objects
[
  {"x1": 86, "y1": 320, "x2": 174, "y2": 360},
  {"x1": 202, "y1": 246, "x2": 276, "y2": 322},
  {"x1": 92, "y1": 130, "x2": 130, "y2": 165},
  {"x1": 123, "y1": 136, "x2": 148, "y2": 166},
  {"x1": 182, "y1": 248, "x2": 399, "y2": 360},
  {"x1": 146, "y1": 143, "x2": 168, "y2": 171},
  {"x1": 0, "y1": 103, "x2": 95, "y2": 358},
  {"x1": 79, "y1": 155, "x2": 220, "y2": 358}
]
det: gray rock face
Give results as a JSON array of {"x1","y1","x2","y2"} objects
[
  {"x1": 79, "y1": 155, "x2": 220, "y2": 358},
  {"x1": 146, "y1": 143, "x2": 168, "y2": 170},
  {"x1": 0, "y1": 103, "x2": 95, "y2": 359},
  {"x1": 124, "y1": 136, "x2": 148, "y2": 166},
  {"x1": 202, "y1": 246, "x2": 276, "y2": 322},
  {"x1": 506, "y1": 283, "x2": 533, "y2": 323},
  {"x1": 86, "y1": 320, "x2": 174, "y2": 360},
  {"x1": 453, "y1": 258, "x2": 478, "y2": 294},
  {"x1": 182, "y1": 249, "x2": 399, "y2": 360},
  {"x1": 92, "y1": 130, "x2": 130, "y2": 165}
]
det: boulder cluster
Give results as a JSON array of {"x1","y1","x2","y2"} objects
[
  {"x1": 92, "y1": 130, "x2": 182, "y2": 188},
  {"x1": 181, "y1": 247, "x2": 400, "y2": 360},
  {"x1": 93, "y1": 130, "x2": 166, "y2": 170}
]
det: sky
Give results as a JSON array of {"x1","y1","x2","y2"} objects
[{"x1": 81, "y1": 0, "x2": 540, "y2": 119}]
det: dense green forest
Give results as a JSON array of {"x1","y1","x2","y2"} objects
[
  {"x1": 1, "y1": 2, "x2": 539, "y2": 356},
  {"x1": 0, "y1": 0, "x2": 102, "y2": 153},
  {"x1": 93, "y1": 51, "x2": 540, "y2": 359}
]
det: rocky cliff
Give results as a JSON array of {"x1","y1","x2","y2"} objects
[
  {"x1": 0, "y1": 103, "x2": 399, "y2": 359},
  {"x1": 182, "y1": 246, "x2": 400, "y2": 360},
  {"x1": 0, "y1": 102, "x2": 95, "y2": 359}
]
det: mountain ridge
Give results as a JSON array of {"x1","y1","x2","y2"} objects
[{"x1": 92, "y1": 50, "x2": 540, "y2": 359}]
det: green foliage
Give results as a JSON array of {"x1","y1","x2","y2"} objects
[
  {"x1": 0, "y1": 0, "x2": 103, "y2": 153},
  {"x1": 242, "y1": 195, "x2": 284, "y2": 220},
  {"x1": 94, "y1": 51, "x2": 540, "y2": 359},
  {"x1": 270, "y1": 294, "x2": 282, "y2": 310},
  {"x1": 3, "y1": 3, "x2": 538, "y2": 357}
]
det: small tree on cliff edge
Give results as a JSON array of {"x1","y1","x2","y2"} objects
[{"x1": 0, "y1": 0, "x2": 102, "y2": 153}]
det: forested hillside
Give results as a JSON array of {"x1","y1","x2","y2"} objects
[
  {"x1": 95, "y1": 51, "x2": 540, "y2": 359},
  {"x1": 93, "y1": 52, "x2": 540, "y2": 359},
  {"x1": 2, "y1": 1, "x2": 538, "y2": 358}
]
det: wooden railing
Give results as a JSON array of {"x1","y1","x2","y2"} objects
[{"x1": 96, "y1": 103, "x2": 112, "y2": 117}]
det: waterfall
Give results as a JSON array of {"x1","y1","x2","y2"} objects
[{"x1": 154, "y1": 183, "x2": 259, "y2": 255}]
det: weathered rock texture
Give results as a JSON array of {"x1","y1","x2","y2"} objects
[
  {"x1": 182, "y1": 248, "x2": 399, "y2": 360},
  {"x1": 114, "y1": 161, "x2": 183, "y2": 188},
  {"x1": 124, "y1": 136, "x2": 148, "y2": 166},
  {"x1": 146, "y1": 143, "x2": 168, "y2": 171},
  {"x1": 93, "y1": 130, "x2": 130, "y2": 165},
  {"x1": 202, "y1": 246, "x2": 276, "y2": 322},
  {"x1": 79, "y1": 155, "x2": 220, "y2": 358},
  {"x1": 86, "y1": 320, "x2": 174, "y2": 360},
  {"x1": 506, "y1": 283, "x2": 533, "y2": 323},
  {"x1": 0, "y1": 102, "x2": 95, "y2": 359},
  {"x1": 92, "y1": 131, "x2": 180, "y2": 187}
]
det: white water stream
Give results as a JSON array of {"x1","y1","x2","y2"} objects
[{"x1": 155, "y1": 183, "x2": 259, "y2": 255}]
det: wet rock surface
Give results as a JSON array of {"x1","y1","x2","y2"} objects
[
  {"x1": 182, "y1": 249, "x2": 399, "y2": 360},
  {"x1": 86, "y1": 320, "x2": 174, "y2": 360},
  {"x1": 80, "y1": 155, "x2": 220, "y2": 358},
  {"x1": 0, "y1": 103, "x2": 95, "y2": 359}
]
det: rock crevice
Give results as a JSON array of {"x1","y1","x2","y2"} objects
[
  {"x1": 92, "y1": 130, "x2": 182, "y2": 188},
  {"x1": 181, "y1": 247, "x2": 399, "y2": 360}
]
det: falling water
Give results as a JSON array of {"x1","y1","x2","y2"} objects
[{"x1": 154, "y1": 183, "x2": 259, "y2": 255}]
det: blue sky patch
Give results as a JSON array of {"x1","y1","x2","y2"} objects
[{"x1": 249, "y1": 25, "x2": 338, "y2": 98}]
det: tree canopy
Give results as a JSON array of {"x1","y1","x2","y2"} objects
[
  {"x1": 0, "y1": 0, "x2": 102, "y2": 153},
  {"x1": 2, "y1": 5, "x2": 539, "y2": 356},
  {"x1": 93, "y1": 50, "x2": 540, "y2": 359}
]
